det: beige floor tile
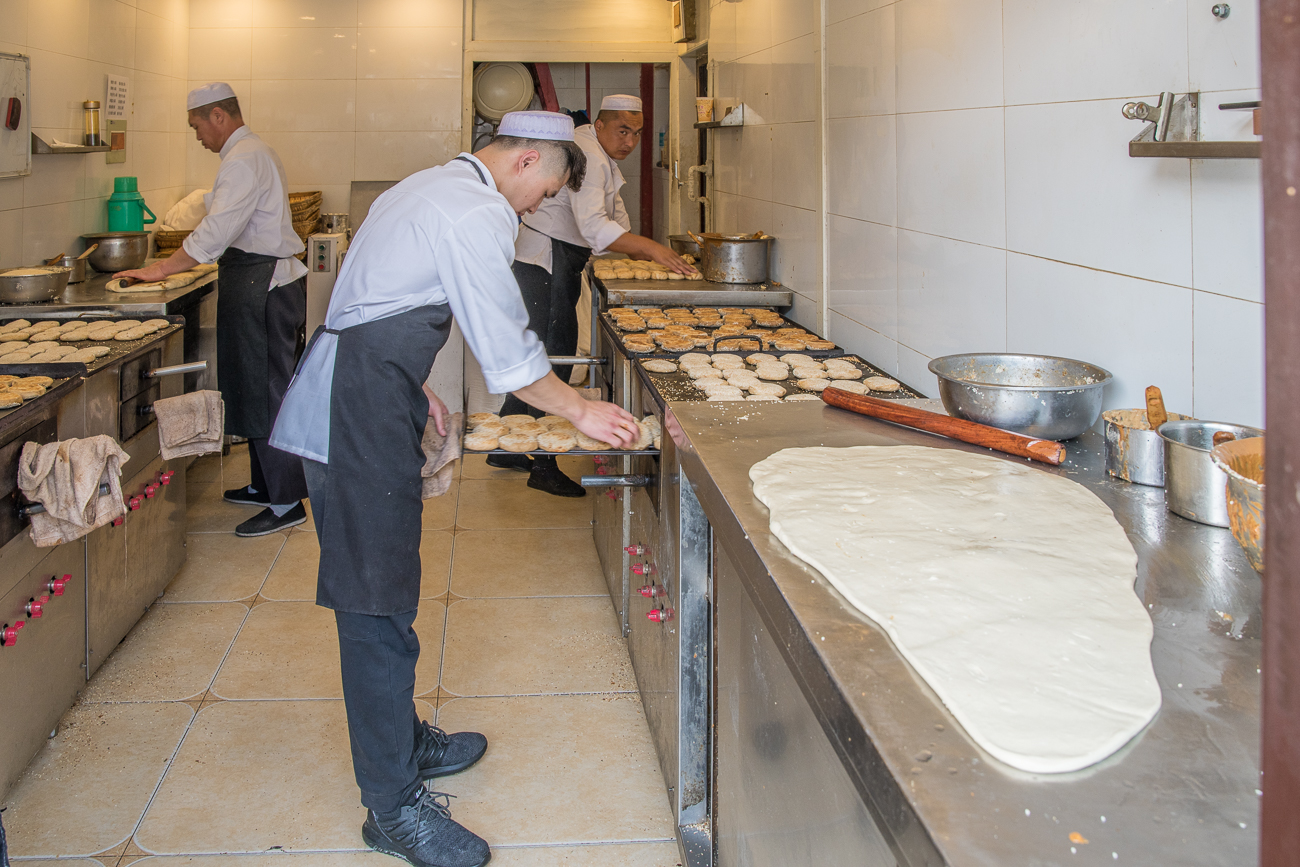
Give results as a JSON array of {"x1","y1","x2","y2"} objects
[
  {"x1": 422, "y1": 481, "x2": 459, "y2": 530},
  {"x1": 2, "y1": 702, "x2": 193, "y2": 858},
  {"x1": 185, "y1": 447, "x2": 250, "y2": 487},
  {"x1": 442, "y1": 598, "x2": 632, "y2": 697},
  {"x1": 450, "y1": 529, "x2": 605, "y2": 598},
  {"x1": 82, "y1": 603, "x2": 249, "y2": 703},
  {"x1": 460, "y1": 455, "x2": 597, "y2": 481},
  {"x1": 135, "y1": 700, "x2": 374, "y2": 854},
  {"x1": 489, "y1": 843, "x2": 682, "y2": 866},
  {"x1": 260, "y1": 531, "x2": 454, "y2": 602},
  {"x1": 434, "y1": 695, "x2": 674, "y2": 846},
  {"x1": 15, "y1": 860, "x2": 106, "y2": 867},
  {"x1": 161, "y1": 534, "x2": 285, "y2": 603},
  {"x1": 212, "y1": 601, "x2": 445, "y2": 700},
  {"x1": 185, "y1": 478, "x2": 263, "y2": 534},
  {"x1": 455, "y1": 481, "x2": 594, "y2": 531},
  {"x1": 129, "y1": 856, "x2": 391, "y2": 866}
]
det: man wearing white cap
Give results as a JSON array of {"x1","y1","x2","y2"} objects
[
  {"x1": 489, "y1": 94, "x2": 694, "y2": 497},
  {"x1": 268, "y1": 111, "x2": 639, "y2": 867},
  {"x1": 116, "y1": 82, "x2": 310, "y2": 537}
]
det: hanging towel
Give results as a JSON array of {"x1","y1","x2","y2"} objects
[
  {"x1": 18, "y1": 435, "x2": 129, "y2": 547},
  {"x1": 421, "y1": 412, "x2": 463, "y2": 499},
  {"x1": 154, "y1": 390, "x2": 225, "y2": 460}
]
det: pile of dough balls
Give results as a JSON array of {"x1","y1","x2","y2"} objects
[
  {"x1": 592, "y1": 257, "x2": 703, "y2": 282},
  {"x1": 0, "y1": 318, "x2": 170, "y2": 365},
  {"x1": 464, "y1": 412, "x2": 662, "y2": 452},
  {"x1": 670, "y1": 352, "x2": 900, "y2": 401}
]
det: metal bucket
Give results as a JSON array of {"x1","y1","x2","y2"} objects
[
  {"x1": 668, "y1": 234, "x2": 701, "y2": 258},
  {"x1": 1103, "y1": 409, "x2": 1191, "y2": 486},
  {"x1": 1158, "y1": 420, "x2": 1264, "y2": 527},
  {"x1": 52, "y1": 254, "x2": 88, "y2": 283},
  {"x1": 1211, "y1": 437, "x2": 1265, "y2": 572},
  {"x1": 698, "y1": 234, "x2": 772, "y2": 284}
]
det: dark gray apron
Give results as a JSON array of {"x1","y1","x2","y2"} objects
[
  {"x1": 216, "y1": 246, "x2": 277, "y2": 437},
  {"x1": 313, "y1": 305, "x2": 454, "y2": 615}
]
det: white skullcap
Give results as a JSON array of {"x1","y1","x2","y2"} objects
[
  {"x1": 498, "y1": 110, "x2": 575, "y2": 141},
  {"x1": 600, "y1": 94, "x2": 643, "y2": 112},
  {"x1": 187, "y1": 82, "x2": 238, "y2": 111}
]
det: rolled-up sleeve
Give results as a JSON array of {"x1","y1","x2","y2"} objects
[
  {"x1": 182, "y1": 160, "x2": 260, "y2": 264},
  {"x1": 437, "y1": 206, "x2": 551, "y2": 395},
  {"x1": 570, "y1": 165, "x2": 629, "y2": 255}
]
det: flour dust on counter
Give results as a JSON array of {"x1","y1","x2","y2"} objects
[{"x1": 749, "y1": 446, "x2": 1161, "y2": 774}]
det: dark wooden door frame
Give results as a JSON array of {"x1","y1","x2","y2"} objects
[{"x1": 1260, "y1": 2, "x2": 1299, "y2": 863}]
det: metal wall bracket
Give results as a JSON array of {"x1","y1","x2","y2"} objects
[{"x1": 1123, "y1": 91, "x2": 1260, "y2": 159}]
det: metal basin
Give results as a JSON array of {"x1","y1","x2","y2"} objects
[
  {"x1": 1103, "y1": 408, "x2": 1192, "y2": 486},
  {"x1": 82, "y1": 232, "x2": 150, "y2": 272},
  {"x1": 928, "y1": 353, "x2": 1113, "y2": 441},
  {"x1": 51, "y1": 253, "x2": 88, "y2": 283},
  {"x1": 1158, "y1": 420, "x2": 1264, "y2": 528},
  {"x1": 668, "y1": 234, "x2": 701, "y2": 258},
  {"x1": 1211, "y1": 437, "x2": 1264, "y2": 572},
  {"x1": 698, "y1": 233, "x2": 772, "y2": 284},
  {"x1": 0, "y1": 266, "x2": 72, "y2": 304}
]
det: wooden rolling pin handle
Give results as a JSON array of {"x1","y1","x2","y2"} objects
[
  {"x1": 821, "y1": 388, "x2": 1066, "y2": 466},
  {"x1": 1145, "y1": 385, "x2": 1169, "y2": 430}
]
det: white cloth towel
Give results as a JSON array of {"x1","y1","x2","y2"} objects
[{"x1": 18, "y1": 436, "x2": 129, "y2": 547}]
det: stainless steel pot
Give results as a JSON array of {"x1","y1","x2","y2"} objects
[
  {"x1": 82, "y1": 232, "x2": 150, "y2": 272},
  {"x1": 698, "y1": 233, "x2": 772, "y2": 283},
  {"x1": 50, "y1": 253, "x2": 88, "y2": 283},
  {"x1": 1159, "y1": 420, "x2": 1264, "y2": 528},
  {"x1": 1103, "y1": 408, "x2": 1191, "y2": 486},
  {"x1": 0, "y1": 266, "x2": 73, "y2": 303},
  {"x1": 320, "y1": 213, "x2": 350, "y2": 235},
  {"x1": 928, "y1": 353, "x2": 1113, "y2": 441},
  {"x1": 668, "y1": 234, "x2": 701, "y2": 258}
]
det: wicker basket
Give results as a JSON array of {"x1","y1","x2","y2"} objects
[
  {"x1": 289, "y1": 191, "x2": 322, "y2": 216},
  {"x1": 153, "y1": 229, "x2": 192, "y2": 252},
  {"x1": 292, "y1": 217, "x2": 319, "y2": 243}
]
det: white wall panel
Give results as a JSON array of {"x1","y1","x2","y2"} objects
[
  {"x1": 896, "y1": 107, "x2": 1005, "y2": 248},
  {"x1": 897, "y1": 230, "x2": 1007, "y2": 360}
]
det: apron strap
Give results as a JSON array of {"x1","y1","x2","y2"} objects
[{"x1": 453, "y1": 156, "x2": 489, "y2": 186}]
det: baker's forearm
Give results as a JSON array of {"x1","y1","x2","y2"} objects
[
  {"x1": 605, "y1": 233, "x2": 695, "y2": 274},
  {"x1": 512, "y1": 372, "x2": 592, "y2": 418},
  {"x1": 112, "y1": 248, "x2": 199, "y2": 283}
]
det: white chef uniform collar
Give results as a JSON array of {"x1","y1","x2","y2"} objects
[
  {"x1": 600, "y1": 94, "x2": 643, "y2": 112},
  {"x1": 187, "y1": 82, "x2": 238, "y2": 111},
  {"x1": 497, "y1": 111, "x2": 575, "y2": 141}
]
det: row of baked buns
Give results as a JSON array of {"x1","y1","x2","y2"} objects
[{"x1": 464, "y1": 411, "x2": 661, "y2": 453}]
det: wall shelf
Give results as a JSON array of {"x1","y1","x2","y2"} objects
[
  {"x1": 1123, "y1": 92, "x2": 1261, "y2": 160},
  {"x1": 31, "y1": 133, "x2": 110, "y2": 154},
  {"x1": 1130, "y1": 140, "x2": 1260, "y2": 159}
]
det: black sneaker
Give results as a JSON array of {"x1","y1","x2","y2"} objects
[
  {"x1": 414, "y1": 720, "x2": 487, "y2": 780},
  {"x1": 224, "y1": 485, "x2": 270, "y2": 506},
  {"x1": 527, "y1": 464, "x2": 586, "y2": 498},
  {"x1": 485, "y1": 454, "x2": 530, "y2": 472},
  {"x1": 234, "y1": 502, "x2": 307, "y2": 537},
  {"x1": 362, "y1": 789, "x2": 491, "y2": 867}
]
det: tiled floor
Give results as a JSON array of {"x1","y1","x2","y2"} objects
[{"x1": 3, "y1": 446, "x2": 680, "y2": 866}]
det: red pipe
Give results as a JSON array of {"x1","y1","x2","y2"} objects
[
  {"x1": 585, "y1": 63, "x2": 591, "y2": 119},
  {"x1": 639, "y1": 63, "x2": 654, "y2": 239}
]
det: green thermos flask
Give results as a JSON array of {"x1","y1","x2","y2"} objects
[{"x1": 106, "y1": 177, "x2": 157, "y2": 232}]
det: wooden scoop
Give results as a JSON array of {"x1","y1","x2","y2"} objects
[
  {"x1": 1145, "y1": 386, "x2": 1169, "y2": 430},
  {"x1": 44, "y1": 252, "x2": 65, "y2": 266},
  {"x1": 821, "y1": 388, "x2": 1065, "y2": 466},
  {"x1": 76, "y1": 243, "x2": 98, "y2": 260},
  {"x1": 1213, "y1": 431, "x2": 1237, "y2": 447}
]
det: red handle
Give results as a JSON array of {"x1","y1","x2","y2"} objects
[
  {"x1": 624, "y1": 545, "x2": 646, "y2": 555},
  {"x1": 145, "y1": 485, "x2": 157, "y2": 499},
  {"x1": 112, "y1": 516, "x2": 124, "y2": 526},
  {"x1": 647, "y1": 609, "x2": 674, "y2": 623},
  {"x1": 160, "y1": 471, "x2": 175, "y2": 485},
  {"x1": 631, "y1": 563, "x2": 654, "y2": 576},
  {"x1": 639, "y1": 584, "x2": 665, "y2": 598},
  {"x1": 2, "y1": 621, "x2": 25, "y2": 646},
  {"x1": 47, "y1": 574, "x2": 71, "y2": 596},
  {"x1": 26, "y1": 596, "x2": 47, "y2": 618},
  {"x1": 129, "y1": 497, "x2": 141, "y2": 511}
]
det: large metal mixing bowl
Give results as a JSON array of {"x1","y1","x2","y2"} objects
[
  {"x1": 82, "y1": 232, "x2": 150, "y2": 272},
  {"x1": 928, "y1": 353, "x2": 1113, "y2": 441},
  {"x1": 0, "y1": 266, "x2": 73, "y2": 304}
]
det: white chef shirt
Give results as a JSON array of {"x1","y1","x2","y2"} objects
[
  {"x1": 514, "y1": 124, "x2": 631, "y2": 273},
  {"x1": 181, "y1": 125, "x2": 308, "y2": 288},
  {"x1": 269, "y1": 153, "x2": 551, "y2": 464}
]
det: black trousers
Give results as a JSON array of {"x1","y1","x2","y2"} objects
[
  {"x1": 247, "y1": 278, "x2": 308, "y2": 505},
  {"x1": 500, "y1": 237, "x2": 591, "y2": 419}
]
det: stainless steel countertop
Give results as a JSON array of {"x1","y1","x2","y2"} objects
[
  {"x1": 595, "y1": 276, "x2": 795, "y2": 307},
  {"x1": 669, "y1": 401, "x2": 1260, "y2": 867},
  {"x1": 7, "y1": 265, "x2": 218, "y2": 316}
]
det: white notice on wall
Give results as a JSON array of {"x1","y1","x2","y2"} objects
[{"x1": 106, "y1": 76, "x2": 129, "y2": 120}]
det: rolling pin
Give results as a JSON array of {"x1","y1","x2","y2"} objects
[{"x1": 821, "y1": 388, "x2": 1066, "y2": 466}]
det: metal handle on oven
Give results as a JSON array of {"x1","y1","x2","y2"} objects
[
  {"x1": 138, "y1": 405, "x2": 155, "y2": 417},
  {"x1": 145, "y1": 361, "x2": 207, "y2": 378},
  {"x1": 21, "y1": 483, "x2": 111, "y2": 517},
  {"x1": 547, "y1": 357, "x2": 606, "y2": 365},
  {"x1": 580, "y1": 474, "x2": 652, "y2": 488}
]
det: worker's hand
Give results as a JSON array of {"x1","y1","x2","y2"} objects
[
  {"x1": 644, "y1": 243, "x2": 697, "y2": 275},
  {"x1": 423, "y1": 385, "x2": 449, "y2": 437},
  {"x1": 574, "y1": 400, "x2": 639, "y2": 448},
  {"x1": 113, "y1": 263, "x2": 168, "y2": 284}
]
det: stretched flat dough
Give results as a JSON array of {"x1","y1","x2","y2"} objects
[{"x1": 749, "y1": 446, "x2": 1160, "y2": 774}]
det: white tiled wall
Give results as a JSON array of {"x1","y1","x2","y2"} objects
[
  {"x1": 186, "y1": 0, "x2": 465, "y2": 215},
  {"x1": 0, "y1": 0, "x2": 191, "y2": 269},
  {"x1": 817, "y1": 0, "x2": 1264, "y2": 427}
]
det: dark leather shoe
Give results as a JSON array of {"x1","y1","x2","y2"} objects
[
  {"x1": 527, "y1": 464, "x2": 586, "y2": 498},
  {"x1": 485, "y1": 453, "x2": 531, "y2": 472},
  {"x1": 362, "y1": 789, "x2": 490, "y2": 867},
  {"x1": 224, "y1": 485, "x2": 270, "y2": 506},
  {"x1": 414, "y1": 720, "x2": 487, "y2": 780},
  {"x1": 234, "y1": 503, "x2": 306, "y2": 537}
]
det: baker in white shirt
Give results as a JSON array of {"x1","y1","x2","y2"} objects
[
  {"x1": 116, "y1": 82, "x2": 310, "y2": 538},
  {"x1": 491, "y1": 94, "x2": 694, "y2": 496},
  {"x1": 268, "y1": 111, "x2": 638, "y2": 867}
]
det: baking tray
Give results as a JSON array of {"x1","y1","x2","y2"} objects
[
  {"x1": 600, "y1": 311, "x2": 845, "y2": 359},
  {"x1": 636, "y1": 353, "x2": 924, "y2": 403},
  {"x1": 590, "y1": 270, "x2": 795, "y2": 308},
  {"x1": 0, "y1": 315, "x2": 185, "y2": 375}
]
